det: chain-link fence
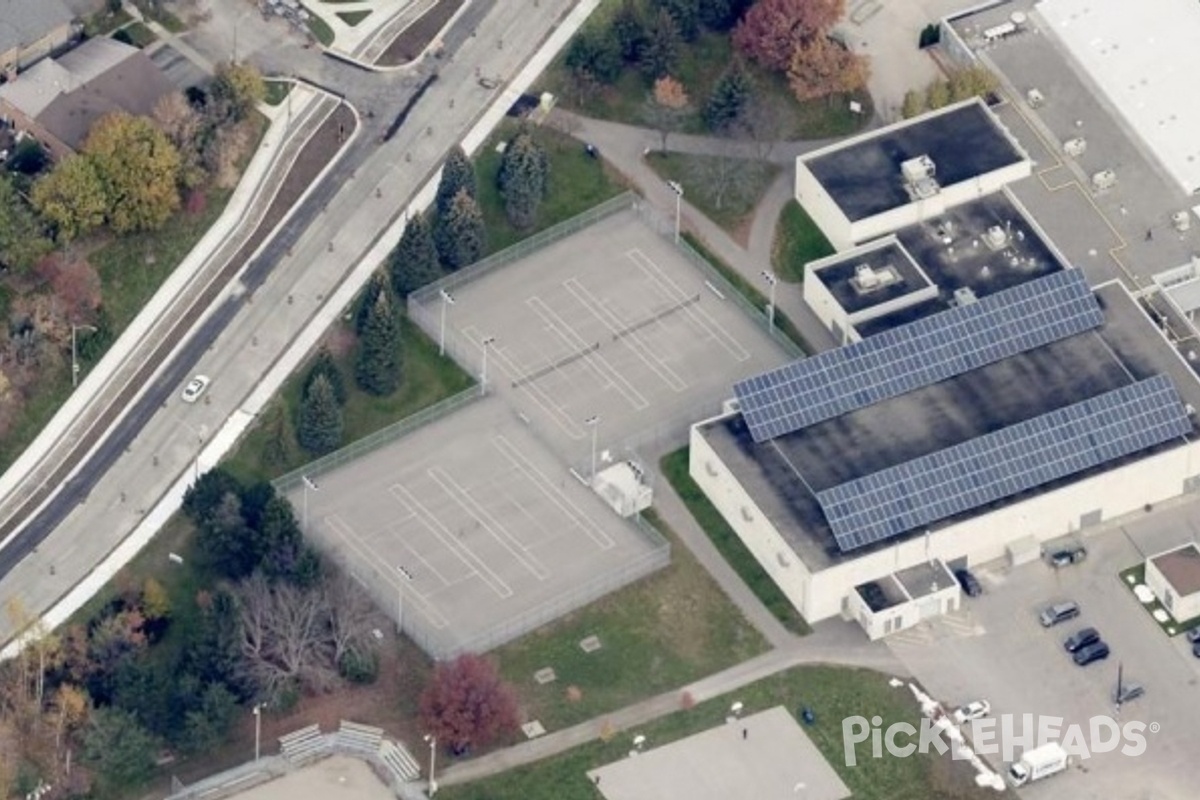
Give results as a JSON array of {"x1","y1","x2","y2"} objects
[
  {"x1": 273, "y1": 388, "x2": 480, "y2": 494},
  {"x1": 325, "y1": 516, "x2": 670, "y2": 661}
]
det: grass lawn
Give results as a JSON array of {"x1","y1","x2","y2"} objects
[
  {"x1": 84, "y1": 6, "x2": 133, "y2": 36},
  {"x1": 772, "y1": 199, "x2": 834, "y2": 283},
  {"x1": 645, "y1": 152, "x2": 778, "y2": 241},
  {"x1": 473, "y1": 121, "x2": 627, "y2": 254},
  {"x1": 337, "y1": 9, "x2": 372, "y2": 25},
  {"x1": 680, "y1": 232, "x2": 810, "y2": 354},
  {"x1": 130, "y1": 0, "x2": 186, "y2": 32},
  {"x1": 264, "y1": 80, "x2": 293, "y2": 107},
  {"x1": 222, "y1": 315, "x2": 474, "y2": 485},
  {"x1": 660, "y1": 449, "x2": 810, "y2": 635},
  {"x1": 438, "y1": 664, "x2": 996, "y2": 800},
  {"x1": 493, "y1": 509, "x2": 767, "y2": 732},
  {"x1": 538, "y1": 23, "x2": 873, "y2": 141},
  {"x1": 115, "y1": 20, "x2": 157, "y2": 48},
  {"x1": 304, "y1": 9, "x2": 336, "y2": 46}
]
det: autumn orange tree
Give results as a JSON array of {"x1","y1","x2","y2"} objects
[{"x1": 786, "y1": 35, "x2": 870, "y2": 102}]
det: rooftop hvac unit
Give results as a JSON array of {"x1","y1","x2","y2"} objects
[
  {"x1": 1091, "y1": 169, "x2": 1116, "y2": 192},
  {"x1": 1063, "y1": 137, "x2": 1086, "y2": 157},
  {"x1": 851, "y1": 263, "x2": 899, "y2": 293},
  {"x1": 953, "y1": 287, "x2": 978, "y2": 306},
  {"x1": 984, "y1": 225, "x2": 1009, "y2": 249},
  {"x1": 901, "y1": 155, "x2": 936, "y2": 184}
]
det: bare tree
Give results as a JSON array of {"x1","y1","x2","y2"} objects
[
  {"x1": 732, "y1": 95, "x2": 790, "y2": 162},
  {"x1": 689, "y1": 139, "x2": 770, "y2": 212},
  {"x1": 324, "y1": 572, "x2": 375, "y2": 666},
  {"x1": 237, "y1": 574, "x2": 337, "y2": 700}
]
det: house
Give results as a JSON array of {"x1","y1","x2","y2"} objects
[
  {"x1": 0, "y1": 0, "x2": 75, "y2": 73},
  {"x1": 0, "y1": 37, "x2": 176, "y2": 160},
  {"x1": 1145, "y1": 543, "x2": 1200, "y2": 624}
]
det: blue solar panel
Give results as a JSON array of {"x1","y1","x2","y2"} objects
[
  {"x1": 815, "y1": 376, "x2": 1192, "y2": 553},
  {"x1": 734, "y1": 270, "x2": 1103, "y2": 442}
]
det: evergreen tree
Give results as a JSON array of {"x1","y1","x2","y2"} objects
[
  {"x1": 260, "y1": 402, "x2": 295, "y2": 470},
  {"x1": 498, "y1": 129, "x2": 550, "y2": 231},
  {"x1": 658, "y1": 0, "x2": 699, "y2": 41},
  {"x1": 258, "y1": 495, "x2": 305, "y2": 580},
  {"x1": 390, "y1": 212, "x2": 442, "y2": 296},
  {"x1": 611, "y1": 0, "x2": 648, "y2": 63},
  {"x1": 435, "y1": 189, "x2": 487, "y2": 270},
  {"x1": 83, "y1": 708, "x2": 158, "y2": 793},
  {"x1": 434, "y1": 145, "x2": 477, "y2": 217},
  {"x1": 698, "y1": 0, "x2": 752, "y2": 31},
  {"x1": 639, "y1": 9, "x2": 682, "y2": 79},
  {"x1": 704, "y1": 59, "x2": 753, "y2": 132},
  {"x1": 564, "y1": 27, "x2": 623, "y2": 83},
  {"x1": 355, "y1": 287, "x2": 401, "y2": 396},
  {"x1": 303, "y1": 347, "x2": 346, "y2": 406},
  {"x1": 297, "y1": 374, "x2": 343, "y2": 455},
  {"x1": 355, "y1": 272, "x2": 385, "y2": 334}
]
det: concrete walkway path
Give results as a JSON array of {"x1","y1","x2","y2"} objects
[
  {"x1": 439, "y1": 623, "x2": 905, "y2": 787},
  {"x1": 552, "y1": 110, "x2": 839, "y2": 353}
]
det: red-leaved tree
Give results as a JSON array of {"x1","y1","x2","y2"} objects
[
  {"x1": 419, "y1": 654, "x2": 519, "y2": 754},
  {"x1": 732, "y1": 0, "x2": 845, "y2": 72}
]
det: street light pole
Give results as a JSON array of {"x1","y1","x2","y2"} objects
[
  {"x1": 253, "y1": 704, "x2": 262, "y2": 762},
  {"x1": 761, "y1": 270, "x2": 778, "y2": 336},
  {"x1": 584, "y1": 416, "x2": 599, "y2": 486},
  {"x1": 301, "y1": 475, "x2": 319, "y2": 532},
  {"x1": 480, "y1": 336, "x2": 495, "y2": 396},
  {"x1": 438, "y1": 289, "x2": 455, "y2": 356},
  {"x1": 71, "y1": 324, "x2": 97, "y2": 388},
  {"x1": 667, "y1": 181, "x2": 684, "y2": 244},
  {"x1": 396, "y1": 565, "x2": 414, "y2": 635},
  {"x1": 424, "y1": 734, "x2": 438, "y2": 796}
]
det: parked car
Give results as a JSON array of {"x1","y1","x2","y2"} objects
[
  {"x1": 955, "y1": 568, "x2": 983, "y2": 597},
  {"x1": 1073, "y1": 640, "x2": 1110, "y2": 666},
  {"x1": 1113, "y1": 682, "x2": 1144, "y2": 704},
  {"x1": 952, "y1": 699, "x2": 991, "y2": 724},
  {"x1": 1063, "y1": 626, "x2": 1100, "y2": 653},
  {"x1": 1185, "y1": 628, "x2": 1200, "y2": 644},
  {"x1": 1047, "y1": 545, "x2": 1087, "y2": 568},
  {"x1": 1193, "y1": 640, "x2": 1200, "y2": 659},
  {"x1": 1039, "y1": 601, "x2": 1081, "y2": 627},
  {"x1": 181, "y1": 375, "x2": 211, "y2": 403}
]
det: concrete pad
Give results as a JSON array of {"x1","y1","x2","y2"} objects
[
  {"x1": 286, "y1": 397, "x2": 667, "y2": 659},
  {"x1": 227, "y1": 756, "x2": 392, "y2": 800},
  {"x1": 587, "y1": 706, "x2": 850, "y2": 800}
]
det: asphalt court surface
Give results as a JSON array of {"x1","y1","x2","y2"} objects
[
  {"x1": 286, "y1": 398, "x2": 664, "y2": 657},
  {"x1": 422, "y1": 209, "x2": 792, "y2": 465},
  {"x1": 588, "y1": 706, "x2": 850, "y2": 800}
]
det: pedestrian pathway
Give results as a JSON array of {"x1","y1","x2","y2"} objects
[
  {"x1": 439, "y1": 623, "x2": 905, "y2": 787},
  {"x1": 552, "y1": 110, "x2": 839, "y2": 353}
]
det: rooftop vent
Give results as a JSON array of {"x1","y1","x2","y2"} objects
[
  {"x1": 953, "y1": 287, "x2": 978, "y2": 306},
  {"x1": 901, "y1": 155, "x2": 940, "y2": 200}
]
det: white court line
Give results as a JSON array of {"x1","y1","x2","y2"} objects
[
  {"x1": 323, "y1": 514, "x2": 450, "y2": 630},
  {"x1": 625, "y1": 248, "x2": 750, "y2": 362},
  {"x1": 461, "y1": 322, "x2": 587, "y2": 440},
  {"x1": 563, "y1": 277, "x2": 688, "y2": 392},
  {"x1": 492, "y1": 434, "x2": 615, "y2": 550},
  {"x1": 375, "y1": 504, "x2": 454, "y2": 588},
  {"x1": 526, "y1": 295, "x2": 650, "y2": 410},
  {"x1": 426, "y1": 466, "x2": 550, "y2": 581},
  {"x1": 504, "y1": 492, "x2": 559, "y2": 549},
  {"x1": 389, "y1": 483, "x2": 514, "y2": 599}
]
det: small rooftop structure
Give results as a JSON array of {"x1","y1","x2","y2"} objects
[
  {"x1": 794, "y1": 99, "x2": 1031, "y2": 249},
  {"x1": 0, "y1": 38, "x2": 176, "y2": 159},
  {"x1": 1145, "y1": 543, "x2": 1200, "y2": 623},
  {"x1": 593, "y1": 461, "x2": 652, "y2": 519}
]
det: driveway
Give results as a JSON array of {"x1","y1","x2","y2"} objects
[{"x1": 884, "y1": 499, "x2": 1200, "y2": 799}]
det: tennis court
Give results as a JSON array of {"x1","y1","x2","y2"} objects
[
  {"x1": 283, "y1": 397, "x2": 668, "y2": 659},
  {"x1": 411, "y1": 208, "x2": 792, "y2": 466}
]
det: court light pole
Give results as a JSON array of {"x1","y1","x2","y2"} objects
[
  {"x1": 480, "y1": 336, "x2": 495, "y2": 396},
  {"x1": 667, "y1": 181, "x2": 684, "y2": 244},
  {"x1": 585, "y1": 416, "x2": 600, "y2": 486},
  {"x1": 424, "y1": 734, "x2": 438, "y2": 796},
  {"x1": 438, "y1": 289, "x2": 455, "y2": 356},
  {"x1": 396, "y1": 565, "x2": 414, "y2": 635},
  {"x1": 71, "y1": 324, "x2": 97, "y2": 388},
  {"x1": 760, "y1": 270, "x2": 778, "y2": 336},
  {"x1": 301, "y1": 475, "x2": 319, "y2": 532}
]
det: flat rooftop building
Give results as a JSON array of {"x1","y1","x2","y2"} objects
[{"x1": 795, "y1": 99, "x2": 1031, "y2": 250}]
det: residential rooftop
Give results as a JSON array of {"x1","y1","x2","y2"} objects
[
  {"x1": 701, "y1": 282, "x2": 1200, "y2": 569},
  {"x1": 803, "y1": 101, "x2": 1025, "y2": 223},
  {"x1": 0, "y1": 0, "x2": 72, "y2": 60}
]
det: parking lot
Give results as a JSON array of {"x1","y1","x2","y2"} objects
[{"x1": 886, "y1": 498, "x2": 1200, "y2": 799}]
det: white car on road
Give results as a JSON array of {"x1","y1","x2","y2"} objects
[
  {"x1": 181, "y1": 375, "x2": 211, "y2": 403},
  {"x1": 952, "y1": 699, "x2": 991, "y2": 724}
]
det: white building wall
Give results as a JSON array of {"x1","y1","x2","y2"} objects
[
  {"x1": 1145, "y1": 551, "x2": 1200, "y2": 623},
  {"x1": 801, "y1": 268, "x2": 849, "y2": 344},
  {"x1": 695, "y1": 417, "x2": 1200, "y2": 624},
  {"x1": 794, "y1": 162, "x2": 854, "y2": 251}
]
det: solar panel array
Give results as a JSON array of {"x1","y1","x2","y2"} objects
[
  {"x1": 734, "y1": 270, "x2": 1103, "y2": 443},
  {"x1": 815, "y1": 376, "x2": 1191, "y2": 553}
]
